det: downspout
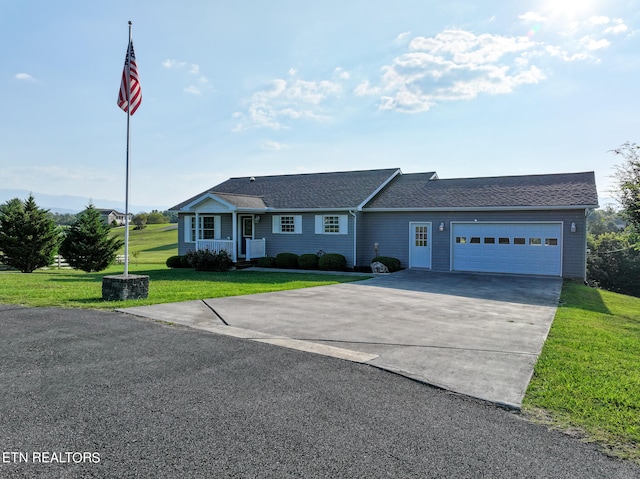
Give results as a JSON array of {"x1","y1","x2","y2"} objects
[{"x1": 349, "y1": 210, "x2": 357, "y2": 268}]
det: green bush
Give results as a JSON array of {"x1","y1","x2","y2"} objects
[
  {"x1": 180, "y1": 255, "x2": 191, "y2": 268},
  {"x1": 372, "y1": 256, "x2": 402, "y2": 272},
  {"x1": 275, "y1": 252, "x2": 299, "y2": 269},
  {"x1": 256, "y1": 256, "x2": 277, "y2": 268},
  {"x1": 298, "y1": 254, "x2": 319, "y2": 270},
  {"x1": 186, "y1": 249, "x2": 233, "y2": 272},
  {"x1": 319, "y1": 253, "x2": 347, "y2": 271},
  {"x1": 166, "y1": 255, "x2": 183, "y2": 268}
]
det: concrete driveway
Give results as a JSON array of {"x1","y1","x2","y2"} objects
[{"x1": 120, "y1": 270, "x2": 562, "y2": 408}]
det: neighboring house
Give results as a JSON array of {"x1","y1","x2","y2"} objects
[
  {"x1": 169, "y1": 168, "x2": 598, "y2": 280},
  {"x1": 97, "y1": 209, "x2": 130, "y2": 226}
]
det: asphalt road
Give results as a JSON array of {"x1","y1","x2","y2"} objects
[{"x1": 1, "y1": 305, "x2": 638, "y2": 478}]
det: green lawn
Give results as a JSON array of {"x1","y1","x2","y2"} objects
[
  {"x1": 109, "y1": 223, "x2": 178, "y2": 264},
  {"x1": 0, "y1": 264, "x2": 368, "y2": 310},
  {"x1": 524, "y1": 281, "x2": 640, "y2": 461}
]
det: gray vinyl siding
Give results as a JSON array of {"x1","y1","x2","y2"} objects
[
  {"x1": 258, "y1": 213, "x2": 356, "y2": 266},
  {"x1": 359, "y1": 209, "x2": 588, "y2": 279}
]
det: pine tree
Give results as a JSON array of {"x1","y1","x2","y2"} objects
[
  {"x1": 0, "y1": 195, "x2": 61, "y2": 273},
  {"x1": 60, "y1": 204, "x2": 124, "y2": 273}
]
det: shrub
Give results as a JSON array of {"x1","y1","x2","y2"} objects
[
  {"x1": 166, "y1": 255, "x2": 183, "y2": 268},
  {"x1": 256, "y1": 256, "x2": 277, "y2": 268},
  {"x1": 372, "y1": 256, "x2": 402, "y2": 272},
  {"x1": 298, "y1": 254, "x2": 319, "y2": 270},
  {"x1": 180, "y1": 255, "x2": 192, "y2": 268},
  {"x1": 319, "y1": 253, "x2": 347, "y2": 271},
  {"x1": 186, "y1": 249, "x2": 233, "y2": 272},
  {"x1": 275, "y1": 252, "x2": 299, "y2": 269}
]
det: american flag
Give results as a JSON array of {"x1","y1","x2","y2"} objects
[{"x1": 117, "y1": 40, "x2": 141, "y2": 115}]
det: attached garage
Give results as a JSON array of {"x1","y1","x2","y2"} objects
[{"x1": 451, "y1": 222, "x2": 563, "y2": 276}]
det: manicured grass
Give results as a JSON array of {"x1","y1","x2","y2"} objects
[
  {"x1": 523, "y1": 280, "x2": 640, "y2": 461},
  {"x1": 0, "y1": 263, "x2": 368, "y2": 310},
  {"x1": 110, "y1": 224, "x2": 178, "y2": 264}
]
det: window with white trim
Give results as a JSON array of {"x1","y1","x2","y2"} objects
[
  {"x1": 314, "y1": 215, "x2": 348, "y2": 235},
  {"x1": 184, "y1": 215, "x2": 221, "y2": 242},
  {"x1": 272, "y1": 215, "x2": 302, "y2": 234}
]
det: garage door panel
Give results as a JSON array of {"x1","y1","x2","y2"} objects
[{"x1": 452, "y1": 223, "x2": 562, "y2": 276}]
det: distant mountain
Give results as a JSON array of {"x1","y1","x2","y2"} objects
[{"x1": 0, "y1": 189, "x2": 168, "y2": 214}]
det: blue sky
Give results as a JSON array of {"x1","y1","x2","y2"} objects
[{"x1": 2, "y1": 0, "x2": 638, "y2": 210}]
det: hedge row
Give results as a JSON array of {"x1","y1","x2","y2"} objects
[{"x1": 256, "y1": 252, "x2": 347, "y2": 271}]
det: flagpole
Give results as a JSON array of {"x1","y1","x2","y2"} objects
[{"x1": 123, "y1": 21, "x2": 132, "y2": 277}]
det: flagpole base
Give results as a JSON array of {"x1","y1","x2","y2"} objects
[{"x1": 102, "y1": 274, "x2": 149, "y2": 301}]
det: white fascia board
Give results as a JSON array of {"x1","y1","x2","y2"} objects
[
  {"x1": 357, "y1": 168, "x2": 402, "y2": 210},
  {"x1": 363, "y1": 204, "x2": 599, "y2": 212},
  {"x1": 264, "y1": 207, "x2": 356, "y2": 213},
  {"x1": 181, "y1": 193, "x2": 237, "y2": 212}
]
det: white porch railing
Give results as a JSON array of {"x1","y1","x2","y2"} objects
[
  {"x1": 246, "y1": 238, "x2": 266, "y2": 261},
  {"x1": 196, "y1": 239, "x2": 234, "y2": 256}
]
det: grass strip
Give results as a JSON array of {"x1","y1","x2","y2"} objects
[
  {"x1": 0, "y1": 264, "x2": 368, "y2": 310},
  {"x1": 523, "y1": 280, "x2": 640, "y2": 461}
]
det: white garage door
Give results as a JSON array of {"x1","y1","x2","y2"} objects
[{"x1": 451, "y1": 222, "x2": 562, "y2": 276}]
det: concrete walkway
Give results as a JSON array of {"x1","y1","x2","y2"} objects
[{"x1": 119, "y1": 270, "x2": 562, "y2": 409}]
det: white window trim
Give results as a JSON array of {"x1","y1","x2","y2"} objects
[
  {"x1": 272, "y1": 215, "x2": 302, "y2": 234},
  {"x1": 184, "y1": 215, "x2": 221, "y2": 242},
  {"x1": 314, "y1": 215, "x2": 348, "y2": 235}
]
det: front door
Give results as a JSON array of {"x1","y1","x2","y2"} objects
[
  {"x1": 240, "y1": 216, "x2": 253, "y2": 256},
  {"x1": 409, "y1": 222, "x2": 432, "y2": 268}
]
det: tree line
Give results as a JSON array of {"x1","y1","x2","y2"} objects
[
  {"x1": 50, "y1": 209, "x2": 178, "y2": 226},
  {"x1": 587, "y1": 142, "x2": 640, "y2": 297}
]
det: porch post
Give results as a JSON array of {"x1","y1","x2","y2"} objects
[
  {"x1": 195, "y1": 212, "x2": 199, "y2": 250},
  {"x1": 231, "y1": 211, "x2": 237, "y2": 262}
]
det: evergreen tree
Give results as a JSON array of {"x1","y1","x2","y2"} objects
[
  {"x1": 0, "y1": 195, "x2": 61, "y2": 273},
  {"x1": 60, "y1": 204, "x2": 124, "y2": 273}
]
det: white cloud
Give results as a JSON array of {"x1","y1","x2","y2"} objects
[
  {"x1": 234, "y1": 76, "x2": 344, "y2": 130},
  {"x1": 519, "y1": 11, "x2": 547, "y2": 22},
  {"x1": 368, "y1": 30, "x2": 545, "y2": 112},
  {"x1": 184, "y1": 86, "x2": 201, "y2": 95},
  {"x1": 334, "y1": 67, "x2": 350, "y2": 80},
  {"x1": 394, "y1": 31, "x2": 412, "y2": 44},
  {"x1": 15, "y1": 73, "x2": 34, "y2": 81},
  {"x1": 261, "y1": 140, "x2": 285, "y2": 150},
  {"x1": 288, "y1": 68, "x2": 297, "y2": 76},
  {"x1": 605, "y1": 21, "x2": 628, "y2": 34},
  {"x1": 189, "y1": 64, "x2": 200, "y2": 74},
  {"x1": 580, "y1": 36, "x2": 611, "y2": 50},
  {"x1": 588, "y1": 16, "x2": 610, "y2": 25},
  {"x1": 162, "y1": 59, "x2": 186, "y2": 69}
]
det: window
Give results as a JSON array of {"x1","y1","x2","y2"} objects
[
  {"x1": 415, "y1": 226, "x2": 428, "y2": 247},
  {"x1": 545, "y1": 238, "x2": 558, "y2": 246},
  {"x1": 499, "y1": 237, "x2": 510, "y2": 245},
  {"x1": 514, "y1": 237, "x2": 526, "y2": 245},
  {"x1": 281, "y1": 216, "x2": 295, "y2": 233},
  {"x1": 470, "y1": 237, "x2": 481, "y2": 244},
  {"x1": 529, "y1": 238, "x2": 542, "y2": 246},
  {"x1": 484, "y1": 237, "x2": 495, "y2": 244},
  {"x1": 273, "y1": 215, "x2": 302, "y2": 234},
  {"x1": 315, "y1": 215, "x2": 348, "y2": 235},
  {"x1": 184, "y1": 215, "x2": 220, "y2": 243},
  {"x1": 456, "y1": 236, "x2": 467, "y2": 244},
  {"x1": 200, "y1": 216, "x2": 216, "y2": 239}
]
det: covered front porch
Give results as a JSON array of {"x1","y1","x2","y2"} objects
[{"x1": 177, "y1": 191, "x2": 269, "y2": 263}]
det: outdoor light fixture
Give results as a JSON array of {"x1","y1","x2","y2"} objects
[
  {"x1": 439, "y1": 222, "x2": 445, "y2": 232},
  {"x1": 570, "y1": 222, "x2": 576, "y2": 233},
  {"x1": 255, "y1": 216, "x2": 261, "y2": 223}
]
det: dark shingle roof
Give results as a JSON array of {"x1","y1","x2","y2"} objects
[
  {"x1": 171, "y1": 168, "x2": 400, "y2": 210},
  {"x1": 365, "y1": 171, "x2": 599, "y2": 209}
]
